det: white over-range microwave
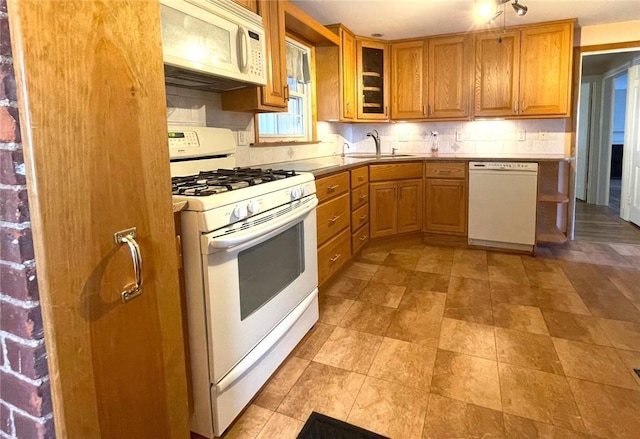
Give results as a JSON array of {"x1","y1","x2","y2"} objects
[{"x1": 159, "y1": 0, "x2": 268, "y2": 91}]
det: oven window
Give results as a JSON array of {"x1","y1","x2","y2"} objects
[{"x1": 238, "y1": 223, "x2": 305, "y2": 320}]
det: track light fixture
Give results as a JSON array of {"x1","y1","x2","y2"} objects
[
  {"x1": 512, "y1": 0, "x2": 528, "y2": 16},
  {"x1": 476, "y1": 0, "x2": 529, "y2": 24}
]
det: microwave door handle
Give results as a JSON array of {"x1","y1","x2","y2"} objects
[{"x1": 238, "y1": 26, "x2": 250, "y2": 73}]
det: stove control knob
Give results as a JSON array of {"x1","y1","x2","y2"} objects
[
  {"x1": 247, "y1": 200, "x2": 261, "y2": 214},
  {"x1": 291, "y1": 187, "x2": 302, "y2": 200},
  {"x1": 233, "y1": 205, "x2": 248, "y2": 219},
  {"x1": 302, "y1": 184, "x2": 310, "y2": 196}
]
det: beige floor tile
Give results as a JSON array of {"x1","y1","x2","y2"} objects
[
  {"x1": 550, "y1": 249, "x2": 592, "y2": 264},
  {"x1": 398, "y1": 289, "x2": 447, "y2": 316},
  {"x1": 342, "y1": 262, "x2": 380, "y2": 281},
  {"x1": 495, "y1": 327, "x2": 564, "y2": 374},
  {"x1": 605, "y1": 268, "x2": 640, "y2": 302},
  {"x1": 588, "y1": 251, "x2": 635, "y2": 267},
  {"x1": 525, "y1": 265, "x2": 575, "y2": 290},
  {"x1": 382, "y1": 252, "x2": 420, "y2": 270},
  {"x1": 487, "y1": 252, "x2": 524, "y2": 268},
  {"x1": 415, "y1": 257, "x2": 453, "y2": 275},
  {"x1": 503, "y1": 413, "x2": 593, "y2": 439},
  {"x1": 534, "y1": 287, "x2": 591, "y2": 315},
  {"x1": 422, "y1": 245, "x2": 456, "y2": 259},
  {"x1": 385, "y1": 309, "x2": 442, "y2": 347},
  {"x1": 339, "y1": 301, "x2": 396, "y2": 336},
  {"x1": 370, "y1": 265, "x2": 413, "y2": 285},
  {"x1": 615, "y1": 349, "x2": 640, "y2": 388},
  {"x1": 357, "y1": 282, "x2": 406, "y2": 308},
  {"x1": 488, "y1": 265, "x2": 530, "y2": 285},
  {"x1": 597, "y1": 318, "x2": 640, "y2": 351},
  {"x1": 368, "y1": 337, "x2": 437, "y2": 391},
  {"x1": 569, "y1": 378, "x2": 640, "y2": 439},
  {"x1": 254, "y1": 357, "x2": 310, "y2": 411},
  {"x1": 438, "y1": 318, "x2": 496, "y2": 360},
  {"x1": 347, "y1": 376, "x2": 429, "y2": 439},
  {"x1": 448, "y1": 276, "x2": 491, "y2": 297},
  {"x1": 490, "y1": 282, "x2": 538, "y2": 306},
  {"x1": 293, "y1": 322, "x2": 336, "y2": 360},
  {"x1": 356, "y1": 250, "x2": 389, "y2": 264},
  {"x1": 492, "y1": 303, "x2": 549, "y2": 335},
  {"x1": 255, "y1": 412, "x2": 303, "y2": 439},
  {"x1": 276, "y1": 362, "x2": 365, "y2": 422},
  {"x1": 578, "y1": 291, "x2": 640, "y2": 324},
  {"x1": 323, "y1": 276, "x2": 368, "y2": 299},
  {"x1": 499, "y1": 363, "x2": 585, "y2": 432},
  {"x1": 318, "y1": 295, "x2": 354, "y2": 325},
  {"x1": 422, "y1": 394, "x2": 505, "y2": 439},
  {"x1": 406, "y1": 271, "x2": 450, "y2": 292},
  {"x1": 609, "y1": 243, "x2": 640, "y2": 257},
  {"x1": 391, "y1": 244, "x2": 427, "y2": 255},
  {"x1": 431, "y1": 350, "x2": 502, "y2": 411},
  {"x1": 542, "y1": 310, "x2": 611, "y2": 346},
  {"x1": 552, "y1": 338, "x2": 637, "y2": 390},
  {"x1": 451, "y1": 262, "x2": 490, "y2": 281},
  {"x1": 444, "y1": 293, "x2": 494, "y2": 326},
  {"x1": 223, "y1": 405, "x2": 273, "y2": 439},
  {"x1": 313, "y1": 326, "x2": 383, "y2": 374},
  {"x1": 454, "y1": 248, "x2": 488, "y2": 265}
]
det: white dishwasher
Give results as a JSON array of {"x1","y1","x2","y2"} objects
[{"x1": 468, "y1": 162, "x2": 538, "y2": 252}]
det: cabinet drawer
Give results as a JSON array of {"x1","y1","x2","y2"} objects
[
  {"x1": 352, "y1": 223, "x2": 369, "y2": 255},
  {"x1": 370, "y1": 162, "x2": 423, "y2": 181},
  {"x1": 318, "y1": 227, "x2": 351, "y2": 286},
  {"x1": 351, "y1": 203, "x2": 369, "y2": 231},
  {"x1": 316, "y1": 172, "x2": 349, "y2": 203},
  {"x1": 350, "y1": 166, "x2": 369, "y2": 189},
  {"x1": 425, "y1": 162, "x2": 466, "y2": 179},
  {"x1": 316, "y1": 193, "x2": 350, "y2": 246},
  {"x1": 351, "y1": 184, "x2": 369, "y2": 210}
]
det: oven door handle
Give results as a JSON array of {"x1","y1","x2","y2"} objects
[{"x1": 205, "y1": 197, "x2": 318, "y2": 253}]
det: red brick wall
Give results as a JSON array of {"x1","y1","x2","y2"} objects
[{"x1": 0, "y1": 1, "x2": 55, "y2": 437}]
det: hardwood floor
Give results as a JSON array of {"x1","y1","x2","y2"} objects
[{"x1": 574, "y1": 197, "x2": 640, "y2": 244}]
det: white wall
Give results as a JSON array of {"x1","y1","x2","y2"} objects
[{"x1": 577, "y1": 20, "x2": 640, "y2": 47}]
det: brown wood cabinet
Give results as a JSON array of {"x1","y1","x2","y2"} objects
[
  {"x1": 317, "y1": 24, "x2": 357, "y2": 121},
  {"x1": 369, "y1": 163, "x2": 423, "y2": 238},
  {"x1": 356, "y1": 38, "x2": 390, "y2": 120},
  {"x1": 350, "y1": 166, "x2": 369, "y2": 254},
  {"x1": 391, "y1": 40, "x2": 425, "y2": 119},
  {"x1": 231, "y1": 0, "x2": 257, "y2": 13},
  {"x1": 474, "y1": 21, "x2": 573, "y2": 117},
  {"x1": 424, "y1": 162, "x2": 468, "y2": 235},
  {"x1": 316, "y1": 171, "x2": 351, "y2": 286},
  {"x1": 221, "y1": 0, "x2": 288, "y2": 112},
  {"x1": 536, "y1": 161, "x2": 570, "y2": 244}
]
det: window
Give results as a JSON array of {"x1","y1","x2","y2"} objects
[{"x1": 257, "y1": 38, "x2": 313, "y2": 143}]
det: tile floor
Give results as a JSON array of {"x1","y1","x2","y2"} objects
[{"x1": 221, "y1": 240, "x2": 640, "y2": 439}]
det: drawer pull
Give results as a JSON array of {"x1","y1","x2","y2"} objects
[
  {"x1": 359, "y1": 215, "x2": 367, "y2": 221},
  {"x1": 328, "y1": 215, "x2": 341, "y2": 223},
  {"x1": 330, "y1": 253, "x2": 342, "y2": 263},
  {"x1": 358, "y1": 194, "x2": 367, "y2": 201},
  {"x1": 439, "y1": 170, "x2": 451, "y2": 174},
  {"x1": 359, "y1": 235, "x2": 368, "y2": 241},
  {"x1": 358, "y1": 176, "x2": 364, "y2": 181},
  {"x1": 327, "y1": 185, "x2": 340, "y2": 192}
]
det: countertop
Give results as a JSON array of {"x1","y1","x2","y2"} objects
[
  {"x1": 172, "y1": 200, "x2": 188, "y2": 213},
  {"x1": 265, "y1": 153, "x2": 573, "y2": 177}
]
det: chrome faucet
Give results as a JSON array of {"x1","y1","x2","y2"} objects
[
  {"x1": 341, "y1": 142, "x2": 350, "y2": 157},
  {"x1": 366, "y1": 130, "x2": 381, "y2": 156}
]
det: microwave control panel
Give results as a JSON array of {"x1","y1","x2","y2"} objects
[{"x1": 248, "y1": 30, "x2": 264, "y2": 77}]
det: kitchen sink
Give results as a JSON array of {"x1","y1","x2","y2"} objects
[{"x1": 345, "y1": 153, "x2": 414, "y2": 159}]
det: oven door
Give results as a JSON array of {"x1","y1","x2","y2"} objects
[{"x1": 201, "y1": 197, "x2": 318, "y2": 384}]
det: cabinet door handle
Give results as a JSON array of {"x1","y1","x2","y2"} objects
[
  {"x1": 359, "y1": 215, "x2": 367, "y2": 221},
  {"x1": 114, "y1": 227, "x2": 143, "y2": 303},
  {"x1": 384, "y1": 106, "x2": 388, "y2": 117},
  {"x1": 359, "y1": 235, "x2": 368, "y2": 241},
  {"x1": 327, "y1": 184, "x2": 339, "y2": 192},
  {"x1": 359, "y1": 194, "x2": 367, "y2": 201},
  {"x1": 514, "y1": 101, "x2": 518, "y2": 114},
  {"x1": 284, "y1": 85, "x2": 290, "y2": 101},
  {"x1": 329, "y1": 215, "x2": 341, "y2": 223},
  {"x1": 330, "y1": 253, "x2": 342, "y2": 263},
  {"x1": 423, "y1": 105, "x2": 427, "y2": 116}
]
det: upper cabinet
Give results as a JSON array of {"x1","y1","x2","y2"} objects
[
  {"x1": 390, "y1": 35, "x2": 471, "y2": 120},
  {"x1": 316, "y1": 24, "x2": 357, "y2": 121},
  {"x1": 356, "y1": 39, "x2": 390, "y2": 120},
  {"x1": 474, "y1": 21, "x2": 573, "y2": 118},
  {"x1": 221, "y1": 0, "x2": 288, "y2": 112},
  {"x1": 231, "y1": 0, "x2": 258, "y2": 13}
]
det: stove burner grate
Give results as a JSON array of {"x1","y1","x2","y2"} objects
[{"x1": 171, "y1": 167, "x2": 297, "y2": 196}]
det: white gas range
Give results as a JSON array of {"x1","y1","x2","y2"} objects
[{"x1": 169, "y1": 126, "x2": 319, "y2": 438}]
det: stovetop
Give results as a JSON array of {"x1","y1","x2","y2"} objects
[{"x1": 172, "y1": 168, "x2": 298, "y2": 196}]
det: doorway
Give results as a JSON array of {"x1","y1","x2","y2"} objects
[{"x1": 574, "y1": 48, "x2": 640, "y2": 240}]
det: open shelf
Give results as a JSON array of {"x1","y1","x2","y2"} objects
[
  {"x1": 363, "y1": 86, "x2": 381, "y2": 92},
  {"x1": 538, "y1": 192, "x2": 570, "y2": 203},
  {"x1": 536, "y1": 161, "x2": 570, "y2": 245},
  {"x1": 537, "y1": 224, "x2": 568, "y2": 244},
  {"x1": 362, "y1": 71, "x2": 381, "y2": 77},
  {"x1": 363, "y1": 103, "x2": 382, "y2": 108}
]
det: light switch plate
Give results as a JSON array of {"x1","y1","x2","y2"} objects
[
  {"x1": 538, "y1": 131, "x2": 548, "y2": 141},
  {"x1": 456, "y1": 130, "x2": 463, "y2": 142},
  {"x1": 517, "y1": 129, "x2": 526, "y2": 141},
  {"x1": 237, "y1": 131, "x2": 247, "y2": 146}
]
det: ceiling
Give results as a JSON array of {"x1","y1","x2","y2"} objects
[{"x1": 290, "y1": 0, "x2": 640, "y2": 40}]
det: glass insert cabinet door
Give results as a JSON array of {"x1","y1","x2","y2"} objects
[{"x1": 357, "y1": 39, "x2": 389, "y2": 120}]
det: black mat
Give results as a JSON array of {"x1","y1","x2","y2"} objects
[{"x1": 297, "y1": 412, "x2": 389, "y2": 439}]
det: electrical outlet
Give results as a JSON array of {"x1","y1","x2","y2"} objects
[
  {"x1": 456, "y1": 130, "x2": 463, "y2": 142},
  {"x1": 398, "y1": 133, "x2": 409, "y2": 142},
  {"x1": 517, "y1": 129, "x2": 526, "y2": 141},
  {"x1": 237, "y1": 131, "x2": 247, "y2": 146},
  {"x1": 538, "y1": 131, "x2": 548, "y2": 141}
]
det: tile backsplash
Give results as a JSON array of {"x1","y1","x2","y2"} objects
[{"x1": 166, "y1": 86, "x2": 570, "y2": 167}]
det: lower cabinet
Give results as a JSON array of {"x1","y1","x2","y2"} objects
[
  {"x1": 350, "y1": 166, "x2": 370, "y2": 255},
  {"x1": 370, "y1": 178, "x2": 423, "y2": 238},
  {"x1": 318, "y1": 227, "x2": 351, "y2": 285},
  {"x1": 424, "y1": 162, "x2": 467, "y2": 235}
]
